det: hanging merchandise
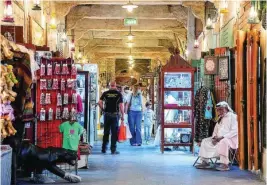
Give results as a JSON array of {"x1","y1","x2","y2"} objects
[
  {"x1": 61, "y1": 79, "x2": 66, "y2": 91},
  {"x1": 67, "y1": 79, "x2": 73, "y2": 88},
  {"x1": 47, "y1": 79, "x2": 53, "y2": 90},
  {"x1": 72, "y1": 79, "x2": 77, "y2": 90},
  {"x1": 47, "y1": 64, "x2": 52, "y2": 76},
  {"x1": 70, "y1": 108, "x2": 77, "y2": 121},
  {"x1": 71, "y1": 65, "x2": 77, "y2": 75},
  {"x1": 40, "y1": 93, "x2": 46, "y2": 105},
  {"x1": 54, "y1": 63, "x2": 61, "y2": 75},
  {"x1": 57, "y1": 93, "x2": 62, "y2": 106},
  {"x1": 52, "y1": 79, "x2": 59, "y2": 89},
  {"x1": 63, "y1": 93, "x2": 69, "y2": 105},
  {"x1": 40, "y1": 79, "x2": 47, "y2": 90},
  {"x1": 56, "y1": 107, "x2": 61, "y2": 120},
  {"x1": 62, "y1": 64, "x2": 69, "y2": 75},
  {"x1": 40, "y1": 64, "x2": 46, "y2": 76},
  {"x1": 72, "y1": 93, "x2": 77, "y2": 104},
  {"x1": 40, "y1": 108, "x2": 46, "y2": 121},
  {"x1": 62, "y1": 107, "x2": 69, "y2": 119},
  {"x1": 45, "y1": 93, "x2": 51, "y2": 104},
  {"x1": 48, "y1": 108, "x2": 53, "y2": 121}
]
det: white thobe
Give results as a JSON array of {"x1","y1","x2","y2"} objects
[{"x1": 198, "y1": 112, "x2": 238, "y2": 164}]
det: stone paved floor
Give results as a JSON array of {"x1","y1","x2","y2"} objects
[{"x1": 24, "y1": 142, "x2": 265, "y2": 185}]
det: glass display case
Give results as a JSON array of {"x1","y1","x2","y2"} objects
[{"x1": 160, "y1": 54, "x2": 195, "y2": 153}]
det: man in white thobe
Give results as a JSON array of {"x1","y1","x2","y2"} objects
[{"x1": 195, "y1": 101, "x2": 238, "y2": 171}]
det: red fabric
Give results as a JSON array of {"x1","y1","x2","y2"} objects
[
  {"x1": 76, "y1": 94, "x2": 83, "y2": 113},
  {"x1": 36, "y1": 58, "x2": 76, "y2": 148},
  {"x1": 77, "y1": 148, "x2": 81, "y2": 160}
]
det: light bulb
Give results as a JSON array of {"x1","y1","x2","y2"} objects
[
  {"x1": 128, "y1": 55, "x2": 133, "y2": 60},
  {"x1": 194, "y1": 40, "x2": 199, "y2": 48},
  {"x1": 130, "y1": 76, "x2": 134, "y2": 78},
  {"x1": 127, "y1": 42, "x2": 133, "y2": 48},
  {"x1": 127, "y1": 7, "x2": 134, "y2": 12},
  {"x1": 128, "y1": 35, "x2": 134, "y2": 41},
  {"x1": 50, "y1": 17, "x2": 57, "y2": 29},
  {"x1": 6, "y1": 5, "x2": 12, "y2": 16},
  {"x1": 122, "y1": 2, "x2": 138, "y2": 13}
]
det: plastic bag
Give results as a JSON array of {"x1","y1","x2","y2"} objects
[
  {"x1": 154, "y1": 125, "x2": 161, "y2": 146},
  {"x1": 100, "y1": 114, "x2": 104, "y2": 124},
  {"x1": 125, "y1": 123, "x2": 132, "y2": 139},
  {"x1": 118, "y1": 122, "x2": 127, "y2": 143}
]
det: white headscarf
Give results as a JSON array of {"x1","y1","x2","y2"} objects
[{"x1": 216, "y1": 101, "x2": 234, "y2": 113}]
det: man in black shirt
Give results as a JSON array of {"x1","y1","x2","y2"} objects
[{"x1": 98, "y1": 81, "x2": 124, "y2": 154}]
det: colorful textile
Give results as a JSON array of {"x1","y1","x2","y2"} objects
[
  {"x1": 76, "y1": 94, "x2": 83, "y2": 113},
  {"x1": 59, "y1": 121, "x2": 84, "y2": 151}
]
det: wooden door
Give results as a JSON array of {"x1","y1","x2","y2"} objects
[
  {"x1": 235, "y1": 30, "x2": 247, "y2": 170},
  {"x1": 246, "y1": 29, "x2": 260, "y2": 170}
]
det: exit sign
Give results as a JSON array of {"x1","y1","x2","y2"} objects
[{"x1": 124, "y1": 18, "x2": 138, "y2": 26}]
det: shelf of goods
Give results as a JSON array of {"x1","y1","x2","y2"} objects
[{"x1": 160, "y1": 53, "x2": 195, "y2": 153}]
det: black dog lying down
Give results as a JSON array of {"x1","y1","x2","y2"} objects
[{"x1": 19, "y1": 141, "x2": 82, "y2": 183}]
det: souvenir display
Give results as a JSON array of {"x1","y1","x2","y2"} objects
[
  {"x1": 72, "y1": 79, "x2": 77, "y2": 90},
  {"x1": 57, "y1": 93, "x2": 62, "y2": 106},
  {"x1": 70, "y1": 108, "x2": 77, "y2": 121},
  {"x1": 61, "y1": 79, "x2": 66, "y2": 91},
  {"x1": 71, "y1": 65, "x2": 77, "y2": 75},
  {"x1": 56, "y1": 107, "x2": 61, "y2": 120},
  {"x1": 62, "y1": 107, "x2": 69, "y2": 119},
  {"x1": 40, "y1": 79, "x2": 47, "y2": 90},
  {"x1": 40, "y1": 93, "x2": 46, "y2": 105},
  {"x1": 47, "y1": 79, "x2": 53, "y2": 90},
  {"x1": 218, "y1": 56, "x2": 229, "y2": 80},
  {"x1": 63, "y1": 93, "x2": 69, "y2": 105},
  {"x1": 67, "y1": 79, "x2": 73, "y2": 88},
  {"x1": 45, "y1": 93, "x2": 51, "y2": 104},
  {"x1": 160, "y1": 54, "x2": 195, "y2": 153},
  {"x1": 54, "y1": 63, "x2": 61, "y2": 75},
  {"x1": 40, "y1": 64, "x2": 45, "y2": 76},
  {"x1": 47, "y1": 64, "x2": 53, "y2": 76},
  {"x1": 204, "y1": 56, "x2": 218, "y2": 75},
  {"x1": 40, "y1": 108, "x2": 46, "y2": 121},
  {"x1": 52, "y1": 79, "x2": 59, "y2": 90},
  {"x1": 72, "y1": 93, "x2": 77, "y2": 104},
  {"x1": 48, "y1": 108, "x2": 53, "y2": 121},
  {"x1": 62, "y1": 64, "x2": 69, "y2": 75}
]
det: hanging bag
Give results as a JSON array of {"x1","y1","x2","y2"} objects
[
  {"x1": 118, "y1": 121, "x2": 127, "y2": 143},
  {"x1": 125, "y1": 123, "x2": 132, "y2": 139}
]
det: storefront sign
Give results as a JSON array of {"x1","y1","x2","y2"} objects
[
  {"x1": 124, "y1": 18, "x2": 138, "y2": 26},
  {"x1": 141, "y1": 72, "x2": 154, "y2": 79},
  {"x1": 220, "y1": 18, "x2": 234, "y2": 48}
]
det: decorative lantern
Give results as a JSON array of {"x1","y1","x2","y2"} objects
[
  {"x1": 2, "y1": 0, "x2": 14, "y2": 23},
  {"x1": 248, "y1": 6, "x2": 260, "y2": 24},
  {"x1": 206, "y1": 14, "x2": 213, "y2": 30},
  {"x1": 69, "y1": 41, "x2": 75, "y2": 52},
  {"x1": 50, "y1": 14, "x2": 57, "y2": 29},
  {"x1": 220, "y1": 1, "x2": 229, "y2": 14},
  {"x1": 32, "y1": 0, "x2": 41, "y2": 10}
]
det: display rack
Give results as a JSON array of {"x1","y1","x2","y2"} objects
[
  {"x1": 36, "y1": 57, "x2": 77, "y2": 148},
  {"x1": 160, "y1": 53, "x2": 195, "y2": 153}
]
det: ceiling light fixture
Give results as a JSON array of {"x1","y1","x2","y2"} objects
[
  {"x1": 2, "y1": 0, "x2": 14, "y2": 23},
  {"x1": 127, "y1": 42, "x2": 134, "y2": 48},
  {"x1": 122, "y1": 1, "x2": 138, "y2": 13},
  {"x1": 126, "y1": 26, "x2": 135, "y2": 41},
  {"x1": 248, "y1": 6, "x2": 260, "y2": 24},
  {"x1": 206, "y1": 14, "x2": 213, "y2": 30},
  {"x1": 32, "y1": 0, "x2": 41, "y2": 10}
]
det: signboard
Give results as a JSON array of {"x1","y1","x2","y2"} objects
[
  {"x1": 141, "y1": 72, "x2": 154, "y2": 79},
  {"x1": 124, "y1": 18, "x2": 138, "y2": 26}
]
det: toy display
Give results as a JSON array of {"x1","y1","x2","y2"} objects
[{"x1": 0, "y1": 64, "x2": 18, "y2": 138}]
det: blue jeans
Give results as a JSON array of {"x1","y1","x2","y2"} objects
[
  {"x1": 128, "y1": 110, "x2": 142, "y2": 145},
  {"x1": 144, "y1": 125, "x2": 151, "y2": 141}
]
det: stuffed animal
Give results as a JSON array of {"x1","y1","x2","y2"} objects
[
  {"x1": 5, "y1": 117, "x2": 16, "y2": 136},
  {"x1": 7, "y1": 65, "x2": 18, "y2": 84},
  {"x1": 0, "y1": 35, "x2": 13, "y2": 60},
  {"x1": 0, "y1": 118, "x2": 8, "y2": 138},
  {"x1": 0, "y1": 65, "x2": 17, "y2": 103}
]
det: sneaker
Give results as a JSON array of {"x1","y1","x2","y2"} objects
[
  {"x1": 101, "y1": 150, "x2": 106, "y2": 154},
  {"x1": 111, "y1": 151, "x2": 120, "y2": 155},
  {"x1": 216, "y1": 164, "x2": 230, "y2": 171},
  {"x1": 137, "y1": 144, "x2": 142, "y2": 146}
]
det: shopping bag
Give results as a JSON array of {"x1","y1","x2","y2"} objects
[
  {"x1": 125, "y1": 123, "x2": 132, "y2": 139},
  {"x1": 118, "y1": 122, "x2": 127, "y2": 143}
]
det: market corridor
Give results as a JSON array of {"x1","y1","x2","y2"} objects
[{"x1": 35, "y1": 143, "x2": 264, "y2": 185}]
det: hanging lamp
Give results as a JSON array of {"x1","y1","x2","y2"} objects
[
  {"x1": 127, "y1": 42, "x2": 134, "y2": 48},
  {"x1": 2, "y1": 0, "x2": 14, "y2": 23},
  {"x1": 248, "y1": 6, "x2": 260, "y2": 24},
  {"x1": 220, "y1": 0, "x2": 228, "y2": 14},
  {"x1": 50, "y1": 14, "x2": 57, "y2": 29},
  {"x1": 126, "y1": 26, "x2": 135, "y2": 41},
  {"x1": 206, "y1": 14, "x2": 213, "y2": 30},
  {"x1": 122, "y1": 1, "x2": 138, "y2": 13},
  {"x1": 32, "y1": 0, "x2": 41, "y2": 10}
]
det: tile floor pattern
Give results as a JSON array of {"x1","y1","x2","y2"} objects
[{"x1": 23, "y1": 142, "x2": 264, "y2": 185}]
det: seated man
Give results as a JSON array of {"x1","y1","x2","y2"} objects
[{"x1": 195, "y1": 101, "x2": 238, "y2": 171}]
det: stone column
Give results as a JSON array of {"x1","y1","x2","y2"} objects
[{"x1": 187, "y1": 8, "x2": 196, "y2": 61}]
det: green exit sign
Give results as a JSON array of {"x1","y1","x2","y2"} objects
[{"x1": 124, "y1": 18, "x2": 138, "y2": 26}]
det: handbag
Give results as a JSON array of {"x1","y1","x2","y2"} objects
[
  {"x1": 125, "y1": 123, "x2": 132, "y2": 139},
  {"x1": 78, "y1": 142, "x2": 92, "y2": 155}
]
